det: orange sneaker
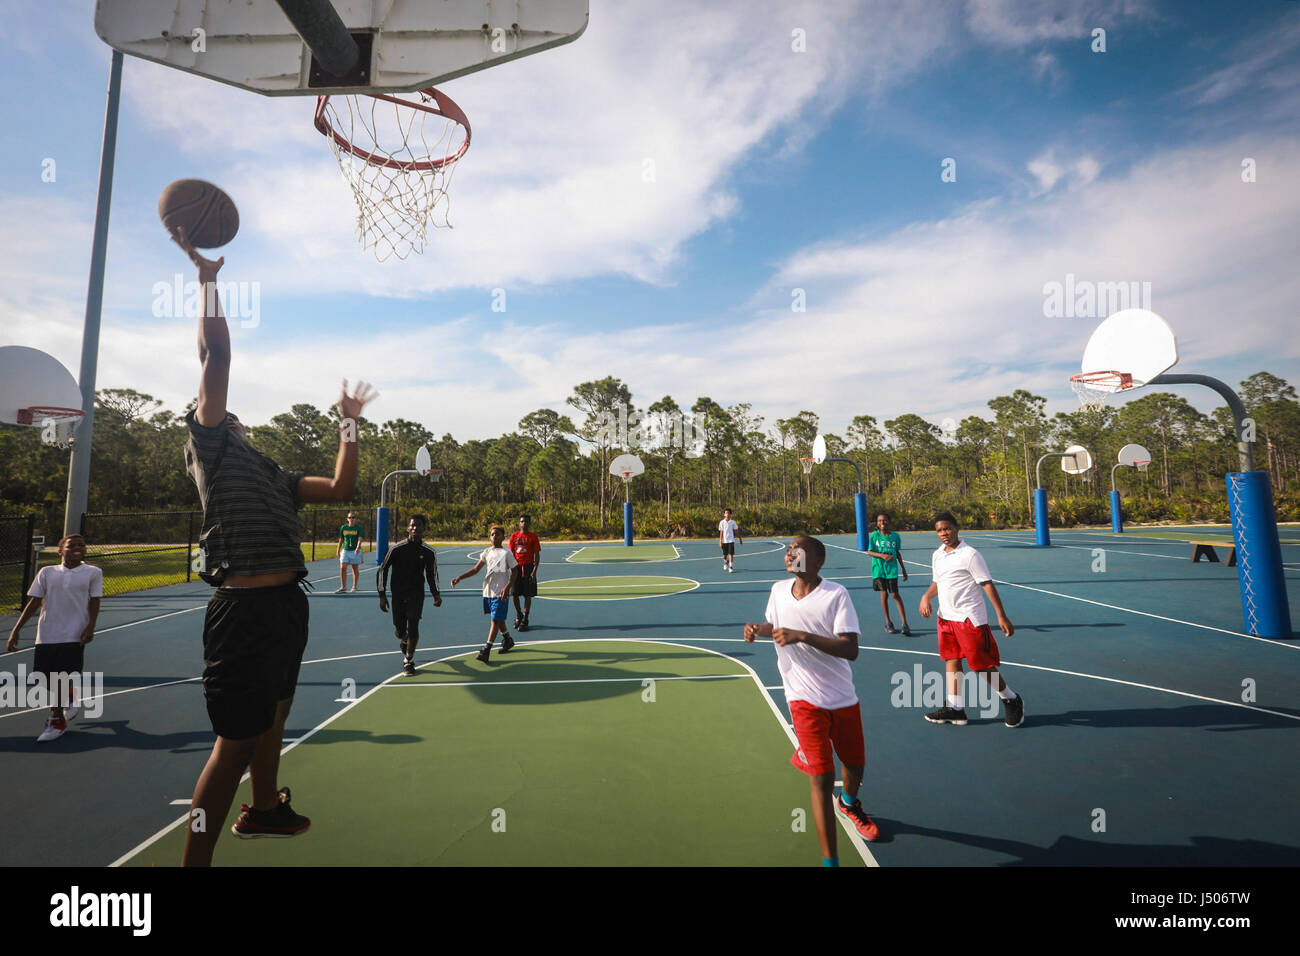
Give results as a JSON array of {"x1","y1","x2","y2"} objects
[{"x1": 835, "y1": 795, "x2": 880, "y2": 841}]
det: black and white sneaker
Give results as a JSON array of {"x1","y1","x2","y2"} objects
[
  {"x1": 1004, "y1": 694, "x2": 1025, "y2": 728},
  {"x1": 924, "y1": 707, "x2": 968, "y2": 726},
  {"x1": 403, "y1": 659, "x2": 417, "y2": 676}
]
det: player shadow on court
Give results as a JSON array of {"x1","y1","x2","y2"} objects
[
  {"x1": 0, "y1": 719, "x2": 217, "y2": 754},
  {"x1": 1028, "y1": 702, "x2": 1300, "y2": 731},
  {"x1": 1007, "y1": 622, "x2": 1123, "y2": 632},
  {"x1": 295, "y1": 728, "x2": 422, "y2": 746},
  {"x1": 872, "y1": 820, "x2": 1300, "y2": 864}
]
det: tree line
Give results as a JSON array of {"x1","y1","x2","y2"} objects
[{"x1": 2, "y1": 372, "x2": 1297, "y2": 535}]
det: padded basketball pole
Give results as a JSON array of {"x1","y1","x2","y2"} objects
[
  {"x1": 1147, "y1": 373, "x2": 1290, "y2": 638},
  {"x1": 377, "y1": 469, "x2": 418, "y2": 565},
  {"x1": 273, "y1": 0, "x2": 360, "y2": 78},
  {"x1": 63, "y1": 50, "x2": 123, "y2": 538},
  {"x1": 1110, "y1": 464, "x2": 1124, "y2": 533},
  {"x1": 1033, "y1": 454, "x2": 1072, "y2": 546}
]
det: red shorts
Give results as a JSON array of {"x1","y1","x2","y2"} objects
[
  {"x1": 788, "y1": 700, "x2": 865, "y2": 776},
  {"x1": 937, "y1": 617, "x2": 1001, "y2": 670}
]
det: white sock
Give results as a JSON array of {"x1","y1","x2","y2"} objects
[
  {"x1": 999, "y1": 686, "x2": 1017, "y2": 700},
  {"x1": 948, "y1": 694, "x2": 964, "y2": 710}
]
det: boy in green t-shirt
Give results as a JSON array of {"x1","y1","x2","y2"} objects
[
  {"x1": 336, "y1": 512, "x2": 365, "y2": 593},
  {"x1": 867, "y1": 512, "x2": 910, "y2": 635}
]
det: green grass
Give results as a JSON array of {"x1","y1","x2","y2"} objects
[
  {"x1": 538, "y1": 575, "x2": 698, "y2": 600},
  {"x1": 121, "y1": 641, "x2": 864, "y2": 867}
]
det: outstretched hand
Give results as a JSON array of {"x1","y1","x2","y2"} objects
[
  {"x1": 170, "y1": 226, "x2": 224, "y2": 284},
  {"x1": 338, "y1": 380, "x2": 378, "y2": 423}
]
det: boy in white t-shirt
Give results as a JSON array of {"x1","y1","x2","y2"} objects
[
  {"x1": 7, "y1": 534, "x2": 103, "y2": 742},
  {"x1": 717, "y1": 508, "x2": 742, "y2": 572},
  {"x1": 918, "y1": 512, "x2": 1023, "y2": 727},
  {"x1": 744, "y1": 535, "x2": 880, "y2": 866},
  {"x1": 452, "y1": 525, "x2": 520, "y2": 663}
]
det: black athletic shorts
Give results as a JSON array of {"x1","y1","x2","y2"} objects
[
  {"x1": 873, "y1": 576, "x2": 900, "y2": 593},
  {"x1": 516, "y1": 563, "x2": 538, "y2": 598},
  {"x1": 721, "y1": 542, "x2": 736, "y2": 556},
  {"x1": 33, "y1": 642, "x2": 85, "y2": 678},
  {"x1": 391, "y1": 588, "x2": 425, "y2": 643},
  {"x1": 202, "y1": 581, "x2": 309, "y2": 741}
]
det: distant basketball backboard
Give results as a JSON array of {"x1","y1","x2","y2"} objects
[
  {"x1": 94, "y1": 0, "x2": 590, "y2": 96},
  {"x1": 0, "y1": 346, "x2": 83, "y2": 428},
  {"x1": 1061, "y1": 444, "x2": 1094, "y2": 475}
]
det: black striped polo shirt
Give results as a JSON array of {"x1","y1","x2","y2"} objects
[{"x1": 185, "y1": 410, "x2": 307, "y2": 586}]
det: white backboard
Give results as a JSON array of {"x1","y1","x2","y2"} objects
[
  {"x1": 0, "y1": 346, "x2": 82, "y2": 427},
  {"x1": 811, "y1": 435, "x2": 827, "y2": 464},
  {"x1": 1118, "y1": 443, "x2": 1151, "y2": 467},
  {"x1": 95, "y1": 0, "x2": 590, "y2": 96},
  {"x1": 415, "y1": 445, "x2": 431, "y2": 476},
  {"x1": 1080, "y1": 308, "x2": 1178, "y2": 389},
  {"x1": 1061, "y1": 444, "x2": 1094, "y2": 475},
  {"x1": 609, "y1": 453, "x2": 644, "y2": 479}
]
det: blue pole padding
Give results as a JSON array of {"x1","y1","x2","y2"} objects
[
  {"x1": 1110, "y1": 490, "x2": 1123, "y2": 533},
  {"x1": 376, "y1": 507, "x2": 390, "y2": 565},
  {"x1": 854, "y1": 493, "x2": 868, "y2": 551},
  {"x1": 624, "y1": 502, "x2": 634, "y2": 546},
  {"x1": 1226, "y1": 472, "x2": 1293, "y2": 639},
  {"x1": 1033, "y1": 488, "x2": 1050, "y2": 546}
]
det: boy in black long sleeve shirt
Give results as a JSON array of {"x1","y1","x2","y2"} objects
[{"x1": 378, "y1": 514, "x2": 441, "y2": 675}]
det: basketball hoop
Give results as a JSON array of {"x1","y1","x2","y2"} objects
[
  {"x1": 799, "y1": 457, "x2": 816, "y2": 477},
  {"x1": 315, "y1": 87, "x2": 471, "y2": 262},
  {"x1": 1136, "y1": 461, "x2": 1150, "y2": 474},
  {"x1": 18, "y1": 406, "x2": 82, "y2": 449},
  {"x1": 619, "y1": 470, "x2": 634, "y2": 485},
  {"x1": 1070, "y1": 370, "x2": 1134, "y2": 411},
  {"x1": 425, "y1": 468, "x2": 443, "y2": 483}
]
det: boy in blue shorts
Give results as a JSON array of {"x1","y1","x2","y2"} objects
[{"x1": 452, "y1": 525, "x2": 521, "y2": 663}]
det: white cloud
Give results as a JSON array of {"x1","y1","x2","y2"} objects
[{"x1": 965, "y1": 0, "x2": 1157, "y2": 47}]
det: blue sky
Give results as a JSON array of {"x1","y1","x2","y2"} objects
[{"x1": 1, "y1": 0, "x2": 1298, "y2": 444}]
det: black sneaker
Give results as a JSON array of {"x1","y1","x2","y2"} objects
[
  {"x1": 519, "y1": 618, "x2": 529, "y2": 632},
  {"x1": 476, "y1": 646, "x2": 491, "y2": 664},
  {"x1": 513, "y1": 616, "x2": 523, "y2": 629},
  {"x1": 885, "y1": 622, "x2": 898, "y2": 634},
  {"x1": 500, "y1": 633, "x2": 515, "y2": 653},
  {"x1": 1004, "y1": 694, "x2": 1025, "y2": 728},
  {"x1": 403, "y1": 659, "x2": 417, "y2": 676},
  {"x1": 231, "y1": 787, "x2": 310, "y2": 838},
  {"x1": 399, "y1": 639, "x2": 408, "y2": 656},
  {"x1": 902, "y1": 625, "x2": 912, "y2": 637},
  {"x1": 924, "y1": 707, "x2": 968, "y2": 726}
]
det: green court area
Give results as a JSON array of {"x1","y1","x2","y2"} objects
[
  {"x1": 568, "y1": 543, "x2": 678, "y2": 563},
  {"x1": 123, "y1": 641, "x2": 863, "y2": 867},
  {"x1": 538, "y1": 575, "x2": 697, "y2": 600}
]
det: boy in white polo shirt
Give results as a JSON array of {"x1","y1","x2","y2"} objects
[
  {"x1": 918, "y1": 512, "x2": 1023, "y2": 727},
  {"x1": 745, "y1": 534, "x2": 880, "y2": 866},
  {"x1": 718, "y1": 508, "x2": 741, "y2": 572},
  {"x1": 7, "y1": 534, "x2": 103, "y2": 742}
]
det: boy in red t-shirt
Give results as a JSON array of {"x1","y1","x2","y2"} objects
[{"x1": 509, "y1": 513, "x2": 542, "y2": 630}]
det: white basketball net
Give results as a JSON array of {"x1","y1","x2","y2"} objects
[
  {"x1": 317, "y1": 90, "x2": 469, "y2": 262},
  {"x1": 1070, "y1": 371, "x2": 1134, "y2": 412}
]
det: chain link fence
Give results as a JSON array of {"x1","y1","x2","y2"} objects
[{"x1": 0, "y1": 515, "x2": 38, "y2": 613}]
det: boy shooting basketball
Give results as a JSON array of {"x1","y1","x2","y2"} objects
[
  {"x1": 744, "y1": 535, "x2": 880, "y2": 866},
  {"x1": 174, "y1": 228, "x2": 375, "y2": 865},
  {"x1": 452, "y1": 525, "x2": 520, "y2": 663},
  {"x1": 918, "y1": 512, "x2": 1023, "y2": 727}
]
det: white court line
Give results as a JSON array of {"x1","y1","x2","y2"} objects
[
  {"x1": 381, "y1": 674, "x2": 747, "y2": 689},
  {"x1": 538, "y1": 577, "x2": 702, "y2": 601},
  {"x1": 979, "y1": 532, "x2": 1300, "y2": 575},
  {"x1": 541, "y1": 580, "x2": 699, "y2": 591}
]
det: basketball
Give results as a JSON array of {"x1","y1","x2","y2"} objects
[{"x1": 157, "y1": 179, "x2": 240, "y2": 248}]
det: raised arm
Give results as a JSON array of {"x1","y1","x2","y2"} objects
[
  {"x1": 173, "y1": 229, "x2": 230, "y2": 428},
  {"x1": 298, "y1": 380, "x2": 377, "y2": 503}
]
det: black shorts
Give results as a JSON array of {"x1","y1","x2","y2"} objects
[
  {"x1": 873, "y1": 577, "x2": 900, "y2": 593},
  {"x1": 33, "y1": 642, "x2": 85, "y2": 678},
  {"x1": 516, "y1": 563, "x2": 538, "y2": 598},
  {"x1": 721, "y1": 542, "x2": 736, "y2": 556},
  {"x1": 391, "y1": 588, "x2": 425, "y2": 642},
  {"x1": 202, "y1": 581, "x2": 309, "y2": 741}
]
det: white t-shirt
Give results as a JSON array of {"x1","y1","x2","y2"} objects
[
  {"x1": 718, "y1": 519, "x2": 739, "y2": 543},
  {"x1": 478, "y1": 546, "x2": 518, "y2": 597},
  {"x1": 764, "y1": 577, "x2": 860, "y2": 710},
  {"x1": 28, "y1": 563, "x2": 104, "y2": 645},
  {"x1": 931, "y1": 540, "x2": 993, "y2": 626}
]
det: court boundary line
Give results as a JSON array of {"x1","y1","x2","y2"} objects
[
  {"x1": 536, "y1": 576, "x2": 701, "y2": 601},
  {"x1": 563, "y1": 544, "x2": 683, "y2": 564}
]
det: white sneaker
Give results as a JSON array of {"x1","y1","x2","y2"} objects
[
  {"x1": 728, "y1": 565, "x2": 735, "y2": 573},
  {"x1": 334, "y1": 587, "x2": 346, "y2": 594},
  {"x1": 37, "y1": 717, "x2": 67, "y2": 742},
  {"x1": 350, "y1": 586, "x2": 359, "y2": 593},
  {"x1": 64, "y1": 702, "x2": 81, "y2": 722}
]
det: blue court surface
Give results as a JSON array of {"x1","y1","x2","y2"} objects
[{"x1": 1, "y1": 528, "x2": 1297, "y2": 868}]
